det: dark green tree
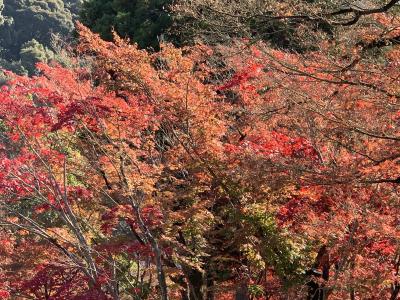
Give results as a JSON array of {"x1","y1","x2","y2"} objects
[
  {"x1": 19, "y1": 39, "x2": 54, "y2": 74},
  {"x1": 0, "y1": 0, "x2": 76, "y2": 74},
  {"x1": 80, "y1": 0, "x2": 172, "y2": 49},
  {"x1": 64, "y1": 0, "x2": 85, "y2": 17}
]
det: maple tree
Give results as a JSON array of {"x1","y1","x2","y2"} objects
[{"x1": 0, "y1": 3, "x2": 398, "y2": 300}]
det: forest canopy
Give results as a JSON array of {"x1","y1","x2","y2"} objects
[
  {"x1": 79, "y1": 0, "x2": 172, "y2": 49},
  {"x1": 0, "y1": 1, "x2": 398, "y2": 300},
  {"x1": 0, "y1": 0, "x2": 79, "y2": 75}
]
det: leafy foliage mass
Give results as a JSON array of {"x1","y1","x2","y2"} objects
[
  {"x1": 80, "y1": 0, "x2": 172, "y2": 49},
  {"x1": 0, "y1": 1, "x2": 398, "y2": 300},
  {"x1": 0, "y1": 0, "x2": 79, "y2": 75}
]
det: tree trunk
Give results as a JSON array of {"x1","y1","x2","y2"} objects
[
  {"x1": 235, "y1": 283, "x2": 249, "y2": 300},
  {"x1": 390, "y1": 284, "x2": 400, "y2": 300}
]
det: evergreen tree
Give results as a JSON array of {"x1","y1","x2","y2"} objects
[
  {"x1": 80, "y1": 0, "x2": 172, "y2": 49},
  {"x1": 0, "y1": 0, "x2": 76, "y2": 74},
  {"x1": 19, "y1": 39, "x2": 54, "y2": 74}
]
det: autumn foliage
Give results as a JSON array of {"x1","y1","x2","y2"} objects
[{"x1": 0, "y1": 6, "x2": 399, "y2": 300}]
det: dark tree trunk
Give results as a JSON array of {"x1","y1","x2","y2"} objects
[
  {"x1": 390, "y1": 284, "x2": 400, "y2": 300},
  {"x1": 235, "y1": 283, "x2": 249, "y2": 300}
]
